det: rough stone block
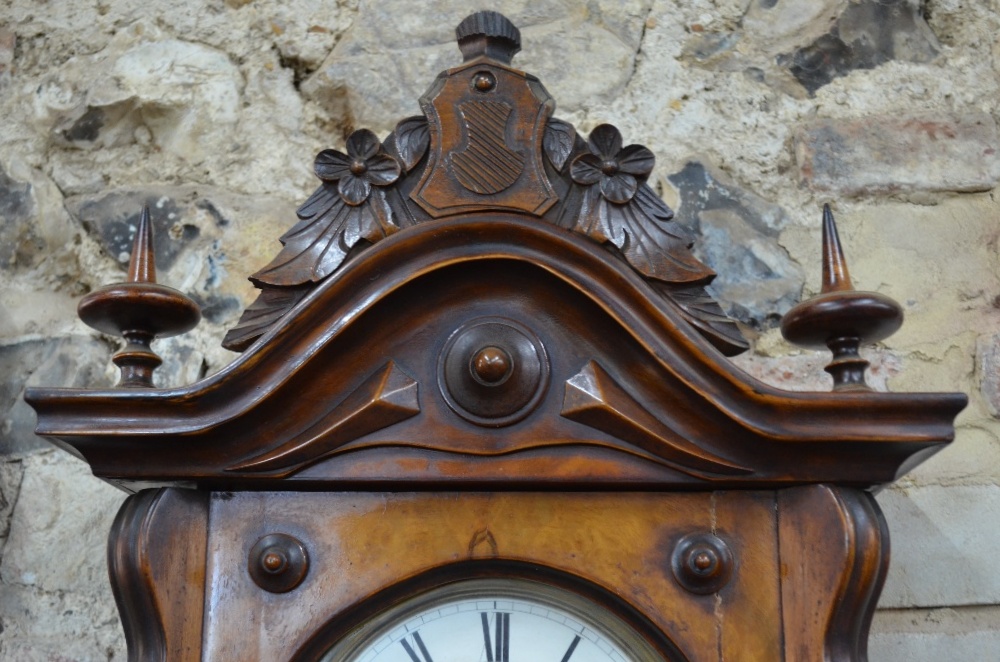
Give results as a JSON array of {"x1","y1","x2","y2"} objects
[
  {"x1": 795, "y1": 115, "x2": 1000, "y2": 195},
  {"x1": 877, "y1": 484, "x2": 1000, "y2": 608},
  {"x1": 977, "y1": 332, "x2": 1000, "y2": 418},
  {"x1": 0, "y1": 451, "x2": 125, "y2": 659},
  {"x1": 777, "y1": 0, "x2": 939, "y2": 95},
  {"x1": 667, "y1": 160, "x2": 803, "y2": 328},
  {"x1": 1, "y1": 336, "x2": 111, "y2": 456},
  {"x1": 869, "y1": 607, "x2": 1000, "y2": 662}
]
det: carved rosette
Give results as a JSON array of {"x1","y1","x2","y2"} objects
[{"x1": 223, "y1": 11, "x2": 746, "y2": 354}]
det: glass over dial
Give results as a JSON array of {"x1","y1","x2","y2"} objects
[{"x1": 321, "y1": 579, "x2": 666, "y2": 662}]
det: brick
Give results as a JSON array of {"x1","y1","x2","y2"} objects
[{"x1": 795, "y1": 115, "x2": 1000, "y2": 195}]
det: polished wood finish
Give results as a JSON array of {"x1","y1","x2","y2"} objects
[
  {"x1": 26, "y1": 10, "x2": 965, "y2": 662},
  {"x1": 26, "y1": 217, "x2": 964, "y2": 490},
  {"x1": 782, "y1": 205, "x2": 904, "y2": 390},
  {"x1": 77, "y1": 205, "x2": 201, "y2": 387},
  {"x1": 108, "y1": 488, "x2": 208, "y2": 662}
]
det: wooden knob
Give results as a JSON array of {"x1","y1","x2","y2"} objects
[
  {"x1": 77, "y1": 205, "x2": 201, "y2": 387},
  {"x1": 439, "y1": 318, "x2": 549, "y2": 427},
  {"x1": 781, "y1": 205, "x2": 903, "y2": 391}
]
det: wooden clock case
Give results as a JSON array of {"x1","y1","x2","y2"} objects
[{"x1": 25, "y1": 11, "x2": 966, "y2": 662}]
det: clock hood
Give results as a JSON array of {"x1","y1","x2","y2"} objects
[{"x1": 26, "y1": 214, "x2": 965, "y2": 491}]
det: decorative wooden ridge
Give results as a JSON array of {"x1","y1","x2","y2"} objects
[{"x1": 26, "y1": 11, "x2": 965, "y2": 493}]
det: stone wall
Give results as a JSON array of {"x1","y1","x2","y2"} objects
[{"x1": 1, "y1": 0, "x2": 998, "y2": 659}]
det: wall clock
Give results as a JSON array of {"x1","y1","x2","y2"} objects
[
  {"x1": 25, "y1": 10, "x2": 965, "y2": 662},
  {"x1": 321, "y1": 579, "x2": 665, "y2": 662}
]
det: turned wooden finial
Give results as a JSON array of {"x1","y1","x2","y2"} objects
[
  {"x1": 781, "y1": 204, "x2": 903, "y2": 391},
  {"x1": 78, "y1": 205, "x2": 201, "y2": 388}
]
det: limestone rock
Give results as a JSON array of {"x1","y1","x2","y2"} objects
[
  {"x1": 0, "y1": 452, "x2": 125, "y2": 661},
  {"x1": 54, "y1": 38, "x2": 242, "y2": 161},
  {"x1": 303, "y1": 0, "x2": 652, "y2": 131},
  {"x1": 667, "y1": 160, "x2": 803, "y2": 328},
  {"x1": 795, "y1": 114, "x2": 1000, "y2": 196},
  {"x1": 741, "y1": 0, "x2": 848, "y2": 56},
  {"x1": 777, "y1": 0, "x2": 940, "y2": 95},
  {"x1": 0, "y1": 336, "x2": 112, "y2": 456},
  {"x1": 0, "y1": 159, "x2": 77, "y2": 274}
]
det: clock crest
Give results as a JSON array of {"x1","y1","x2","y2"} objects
[{"x1": 25, "y1": 10, "x2": 965, "y2": 662}]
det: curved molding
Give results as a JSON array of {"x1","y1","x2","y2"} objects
[
  {"x1": 26, "y1": 216, "x2": 965, "y2": 487},
  {"x1": 561, "y1": 360, "x2": 749, "y2": 477},
  {"x1": 108, "y1": 488, "x2": 209, "y2": 662},
  {"x1": 228, "y1": 361, "x2": 419, "y2": 473},
  {"x1": 777, "y1": 485, "x2": 889, "y2": 662}
]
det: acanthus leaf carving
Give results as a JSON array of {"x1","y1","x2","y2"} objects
[
  {"x1": 565, "y1": 124, "x2": 714, "y2": 285},
  {"x1": 659, "y1": 284, "x2": 749, "y2": 357},
  {"x1": 561, "y1": 360, "x2": 750, "y2": 477},
  {"x1": 227, "y1": 361, "x2": 419, "y2": 474}
]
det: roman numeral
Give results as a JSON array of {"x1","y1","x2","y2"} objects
[
  {"x1": 399, "y1": 631, "x2": 434, "y2": 662},
  {"x1": 560, "y1": 635, "x2": 582, "y2": 662},
  {"x1": 481, "y1": 611, "x2": 510, "y2": 662}
]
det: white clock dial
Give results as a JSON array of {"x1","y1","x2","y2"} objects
[{"x1": 321, "y1": 580, "x2": 665, "y2": 662}]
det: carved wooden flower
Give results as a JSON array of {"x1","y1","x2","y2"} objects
[
  {"x1": 314, "y1": 129, "x2": 401, "y2": 206},
  {"x1": 570, "y1": 124, "x2": 655, "y2": 204}
]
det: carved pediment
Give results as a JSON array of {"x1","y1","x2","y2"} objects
[
  {"x1": 25, "y1": 11, "x2": 965, "y2": 492},
  {"x1": 27, "y1": 217, "x2": 964, "y2": 490}
]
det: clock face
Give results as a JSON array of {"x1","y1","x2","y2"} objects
[{"x1": 321, "y1": 579, "x2": 665, "y2": 662}]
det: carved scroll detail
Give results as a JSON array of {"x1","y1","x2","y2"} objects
[
  {"x1": 228, "y1": 361, "x2": 419, "y2": 473},
  {"x1": 561, "y1": 360, "x2": 750, "y2": 476}
]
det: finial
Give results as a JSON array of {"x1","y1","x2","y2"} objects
[
  {"x1": 456, "y1": 11, "x2": 521, "y2": 64},
  {"x1": 781, "y1": 205, "x2": 903, "y2": 391},
  {"x1": 78, "y1": 205, "x2": 201, "y2": 388}
]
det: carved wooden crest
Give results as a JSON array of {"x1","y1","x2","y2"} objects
[{"x1": 221, "y1": 11, "x2": 743, "y2": 358}]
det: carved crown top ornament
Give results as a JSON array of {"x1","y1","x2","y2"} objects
[
  {"x1": 25, "y1": 11, "x2": 965, "y2": 493},
  {"x1": 222, "y1": 10, "x2": 739, "y2": 356}
]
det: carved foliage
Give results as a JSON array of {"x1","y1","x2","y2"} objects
[
  {"x1": 250, "y1": 129, "x2": 401, "y2": 288},
  {"x1": 560, "y1": 124, "x2": 715, "y2": 285},
  {"x1": 392, "y1": 116, "x2": 431, "y2": 172},
  {"x1": 224, "y1": 35, "x2": 744, "y2": 354}
]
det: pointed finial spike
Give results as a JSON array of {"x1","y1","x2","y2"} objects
[
  {"x1": 127, "y1": 205, "x2": 156, "y2": 284},
  {"x1": 821, "y1": 203, "x2": 853, "y2": 294}
]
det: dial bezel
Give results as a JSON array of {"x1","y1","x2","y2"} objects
[{"x1": 318, "y1": 578, "x2": 666, "y2": 661}]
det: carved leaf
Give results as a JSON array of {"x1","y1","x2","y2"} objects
[
  {"x1": 661, "y1": 285, "x2": 748, "y2": 356},
  {"x1": 574, "y1": 184, "x2": 713, "y2": 284},
  {"x1": 221, "y1": 284, "x2": 311, "y2": 352},
  {"x1": 393, "y1": 115, "x2": 431, "y2": 172},
  {"x1": 250, "y1": 186, "x2": 398, "y2": 287},
  {"x1": 543, "y1": 118, "x2": 577, "y2": 171}
]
